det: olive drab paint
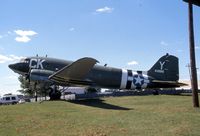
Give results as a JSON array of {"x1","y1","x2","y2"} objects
[{"x1": 9, "y1": 54, "x2": 185, "y2": 92}]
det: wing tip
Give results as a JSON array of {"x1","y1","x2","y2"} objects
[{"x1": 81, "y1": 57, "x2": 99, "y2": 64}]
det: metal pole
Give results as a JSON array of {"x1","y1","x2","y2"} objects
[
  {"x1": 186, "y1": 63, "x2": 192, "y2": 81},
  {"x1": 188, "y1": 0, "x2": 199, "y2": 107}
]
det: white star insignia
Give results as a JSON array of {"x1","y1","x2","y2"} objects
[{"x1": 134, "y1": 76, "x2": 144, "y2": 85}]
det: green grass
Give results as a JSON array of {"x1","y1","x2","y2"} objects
[{"x1": 0, "y1": 95, "x2": 200, "y2": 136}]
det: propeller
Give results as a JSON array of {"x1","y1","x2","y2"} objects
[
  {"x1": 25, "y1": 54, "x2": 39, "y2": 83},
  {"x1": 25, "y1": 68, "x2": 31, "y2": 82}
]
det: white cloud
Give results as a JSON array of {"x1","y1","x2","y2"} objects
[
  {"x1": 0, "y1": 54, "x2": 24, "y2": 63},
  {"x1": 0, "y1": 55, "x2": 13, "y2": 63},
  {"x1": 160, "y1": 41, "x2": 168, "y2": 46},
  {"x1": 9, "y1": 54, "x2": 24, "y2": 61},
  {"x1": 95, "y1": 6, "x2": 114, "y2": 13},
  {"x1": 127, "y1": 61, "x2": 138, "y2": 66},
  {"x1": 14, "y1": 30, "x2": 37, "y2": 43},
  {"x1": 69, "y1": 27, "x2": 75, "y2": 31},
  {"x1": 0, "y1": 35, "x2": 2, "y2": 39},
  {"x1": 15, "y1": 36, "x2": 31, "y2": 43},
  {"x1": 15, "y1": 30, "x2": 37, "y2": 36},
  {"x1": 0, "y1": 74, "x2": 21, "y2": 95}
]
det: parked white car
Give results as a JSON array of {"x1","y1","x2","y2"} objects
[
  {"x1": 18, "y1": 99, "x2": 26, "y2": 104},
  {"x1": 1, "y1": 94, "x2": 20, "y2": 105}
]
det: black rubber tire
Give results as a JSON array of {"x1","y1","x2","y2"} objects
[
  {"x1": 49, "y1": 88, "x2": 61, "y2": 100},
  {"x1": 153, "y1": 90, "x2": 159, "y2": 95}
]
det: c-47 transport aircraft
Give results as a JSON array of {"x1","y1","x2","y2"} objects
[{"x1": 9, "y1": 53, "x2": 186, "y2": 100}]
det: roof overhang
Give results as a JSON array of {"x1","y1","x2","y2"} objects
[{"x1": 183, "y1": 0, "x2": 200, "y2": 7}]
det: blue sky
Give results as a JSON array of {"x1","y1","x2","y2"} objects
[{"x1": 0, "y1": 0, "x2": 200, "y2": 95}]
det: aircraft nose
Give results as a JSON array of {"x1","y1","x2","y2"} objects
[
  {"x1": 8, "y1": 62, "x2": 29, "y2": 74},
  {"x1": 8, "y1": 64, "x2": 15, "y2": 70}
]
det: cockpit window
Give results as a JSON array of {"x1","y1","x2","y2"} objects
[
  {"x1": 20, "y1": 58, "x2": 29, "y2": 63},
  {"x1": 20, "y1": 59, "x2": 24, "y2": 62},
  {"x1": 20, "y1": 58, "x2": 25, "y2": 62}
]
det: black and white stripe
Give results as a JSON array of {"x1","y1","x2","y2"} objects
[
  {"x1": 120, "y1": 69, "x2": 149, "y2": 90},
  {"x1": 126, "y1": 70, "x2": 133, "y2": 89}
]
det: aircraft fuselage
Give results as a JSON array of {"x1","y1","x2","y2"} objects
[{"x1": 9, "y1": 54, "x2": 184, "y2": 91}]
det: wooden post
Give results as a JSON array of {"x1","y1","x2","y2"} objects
[{"x1": 188, "y1": 0, "x2": 199, "y2": 107}]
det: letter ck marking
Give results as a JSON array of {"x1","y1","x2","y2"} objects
[
  {"x1": 30, "y1": 59, "x2": 45, "y2": 69},
  {"x1": 159, "y1": 61, "x2": 165, "y2": 70},
  {"x1": 37, "y1": 59, "x2": 45, "y2": 69}
]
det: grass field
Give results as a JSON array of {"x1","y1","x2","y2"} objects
[{"x1": 0, "y1": 95, "x2": 200, "y2": 136}]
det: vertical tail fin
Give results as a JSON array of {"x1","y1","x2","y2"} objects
[{"x1": 147, "y1": 53, "x2": 179, "y2": 81}]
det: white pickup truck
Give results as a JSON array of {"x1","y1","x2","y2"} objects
[{"x1": 0, "y1": 94, "x2": 20, "y2": 105}]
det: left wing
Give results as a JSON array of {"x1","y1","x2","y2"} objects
[{"x1": 49, "y1": 57, "x2": 99, "y2": 85}]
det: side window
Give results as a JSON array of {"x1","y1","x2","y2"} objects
[
  {"x1": 6, "y1": 97, "x2": 10, "y2": 101},
  {"x1": 12, "y1": 97, "x2": 16, "y2": 100}
]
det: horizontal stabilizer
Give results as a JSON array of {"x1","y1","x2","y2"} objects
[
  {"x1": 152, "y1": 80, "x2": 187, "y2": 87},
  {"x1": 49, "y1": 57, "x2": 98, "y2": 84}
]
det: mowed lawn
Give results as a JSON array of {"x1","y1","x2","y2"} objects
[{"x1": 0, "y1": 95, "x2": 200, "y2": 136}]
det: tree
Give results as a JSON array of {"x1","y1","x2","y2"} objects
[
  {"x1": 18, "y1": 75, "x2": 34, "y2": 96},
  {"x1": 18, "y1": 75, "x2": 52, "y2": 99}
]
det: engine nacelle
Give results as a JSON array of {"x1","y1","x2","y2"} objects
[{"x1": 30, "y1": 69, "x2": 54, "y2": 82}]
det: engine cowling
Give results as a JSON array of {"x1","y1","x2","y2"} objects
[{"x1": 30, "y1": 69, "x2": 54, "y2": 82}]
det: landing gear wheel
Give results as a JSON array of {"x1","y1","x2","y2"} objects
[
  {"x1": 153, "y1": 90, "x2": 159, "y2": 95},
  {"x1": 49, "y1": 88, "x2": 61, "y2": 100}
]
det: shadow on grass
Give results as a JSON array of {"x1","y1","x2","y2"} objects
[{"x1": 68, "y1": 99, "x2": 132, "y2": 110}]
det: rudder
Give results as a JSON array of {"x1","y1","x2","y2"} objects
[{"x1": 147, "y1": 53, "x2": 179, "y2": 81}]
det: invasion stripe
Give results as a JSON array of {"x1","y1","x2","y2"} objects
[
  {"x1": 126, "y1": 70, "x2": 132, "y2": 89},
  {"x1": 120, "y1": 69, "x2": 128, "y2": 89}
]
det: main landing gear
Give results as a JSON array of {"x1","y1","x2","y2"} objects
[{"x1": 49, "y1": 85, "x2": 61, "y2": 100}]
